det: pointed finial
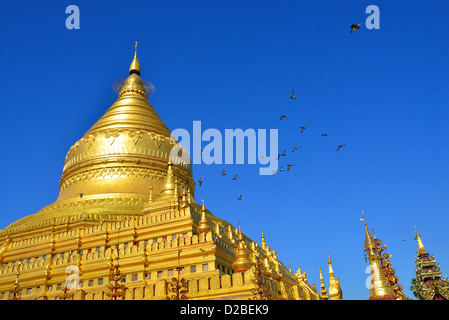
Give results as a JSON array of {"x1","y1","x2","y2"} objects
[
  {"x1": 414, "y1": 223, "x2": 426, "y2": 255},
  {"x1": 129, "y1": 41, "x2": 141, "y2": 75}
]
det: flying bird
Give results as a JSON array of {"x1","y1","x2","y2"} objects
[
  {"x1": 321, "y1": 133, "x2": 328, "y2": 136},
  {"x1": 280, "y1": 115, "x2": 287, "y2": 120},
  {"x1": 272, "y1": 170, "x2": 277, "y2": 176},
  {"x1": 221, "y1": 170, "x2": 226, "y2": 176},
  {"x1": 292, "y1": 147, "x2": 302, "y2": 152},
  {"x1": 287, "y1": 164, "x2": 295, "y2": 171},
  {"x1": 232, "y1": 175, "x2": 238, "y2": 180},
  {"x1": 402, "y1": 237, "x2": 406, "y2": 241},
  {"x1": 281, "y1": 150, "x2": 286, "y2": 157},
  {"x1": 336, "y1": 144, "x2": 346, "y2": 151},
  {"x1": 79, "y1": 193, "x2": 84, "y2": 198},
  {"x1": 350, "y1": 23, "x2": 361, "y2": 33},
  {"x1": 198, "y1": 176, "x2": 203, "y2": 186},
  {"x1": 280, "y1": 166, "x2": 284, "y2": 172},
  {"x1": 289, "y1": 90, "x2": 296, "y2": 99},
  {"x1": 237, "y1": 195, "x2": 242, "y2": 200},
  {"x1": 277, "y1": 154, "x2": 281, "y2": 160},
  {"x1": 300, "y1": 126, "x2": 308, "y2": 133}
]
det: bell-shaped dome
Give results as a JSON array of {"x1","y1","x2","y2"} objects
[{"x1": 6, "y1": 45, "x2": 194, "y2": 229}]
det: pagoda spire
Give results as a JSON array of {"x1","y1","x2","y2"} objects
[
  {"x1": 319, "y1": 266, "x2": 329, "y2": 300},
  {"x1": 361, "y1": 211, "x2": 396, "y2": 300}
]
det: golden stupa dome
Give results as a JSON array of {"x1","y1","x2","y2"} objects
[{"x1": 6, "y1": 44, "x2": 194, "y2": 230}]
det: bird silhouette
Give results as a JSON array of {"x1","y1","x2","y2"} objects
[
  {"x1": 237, "y1": 195, "x2": 242, "y2": 200},
  {"x1": 272, "y1": 170, "x2": 277, "y2": 176},
  {"x1": 289, "y1": 90, "x2": 296, "y2": 99},
  {"x1": 79, "y1": 193, "x2": 84, "y2": 198},
  {"x1": 281, "y1": 150, "x2": 286, "y2": 156},
  {"x1": 280, "y1": 115, "x2": 287, "y2": 120},
  {"x1": 300, "y1": 126, "x2": 308, "y2": 133},
  {"x1": 221, "y1": 170, "x2": 226, "y2": 176},
  {"x1": 350, "y1": 23, "x2": 361, "y2": 33},
  {"x1": 336, "y1": 144, "x2": 346, "y2": 151},
  {"x1": 402, "y1": 237, "x2": 406, "y2": 241},
  {"x1": 277, "y1": 154, "x2": 281, "y2": 160},
  {"x1": 232, "y1": 175, "x2": 238, "y2": 180},
  {"x1": 321, "y1": 133, "x2": 328, "y2": 136},
  {"x1": 287, "y1": 164, "x2": 295, "y2": 171},
  {"x1": 280, "y1": 166, "x2": 284, "y2": 172},
  {"x1": 292, "y1": 147, "x2": 302, "y2": 152},
  {"x1": 198, "y1": 176, "x2": 203, "y2": 186},
  {"x1": 200, "y1": 149, "x2": 204, "y2": 155}
]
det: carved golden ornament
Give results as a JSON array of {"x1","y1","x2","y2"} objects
[
  {"x1": 106, "y1": 264, "x2": 127, "y2": 300},
  {"x1": 167, "y1": 273, "x2": 189, "y2": 300},
  {"x1": 250, "y1": 255, "x2": 271, "y2": 300}
]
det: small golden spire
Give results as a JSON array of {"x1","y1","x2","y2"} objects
[
  {"x1": 414, "y1": 223, "x2": 426, "y2": 255},
  {"x1": 180, "y1": 189, "x2": 188, "y2": 207},
  {"x1": 319, "y1": 266, "x2": 329, "y2": 300},
  {"x1": 197, "y1": 199, "x2": 211, "y2": 234},
  {"x1": 232, "y1": 222, "x2": 253, "y2": 273},
  {"x1": 261, "y1": 230, "x2": 266, "y2": 249},
  {"x1": 160, "y1": 160, "x2": 175, "y2": 197},
  {"x1": 328, "y1": 252, "x2": 334, "y2": 276},
  {"x1": 129, "y1": 41, "x2": 140, "y2": 75}
]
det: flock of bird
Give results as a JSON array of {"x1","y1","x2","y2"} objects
[{"x1": 195, "y1": 23, "x2": 359, "y2": 199}]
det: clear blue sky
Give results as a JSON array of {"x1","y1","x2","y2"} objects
[{"x1": 1, "y1": 1, "x2": 448, "y2": 300}]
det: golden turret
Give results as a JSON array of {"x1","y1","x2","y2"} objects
[
  {"x1": 361, "y1": 212, "x2": 396, "y2": 300},
  {"x1": 232, "y1": 223, "x2": 253, "y2": 273},
  {"x1": 197, "y1": 199, "x2": 211, "y2": 234}
]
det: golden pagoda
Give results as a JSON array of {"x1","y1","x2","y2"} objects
[{"x1": 0, "y1": 44, "x2": 327, "y2": 300}]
